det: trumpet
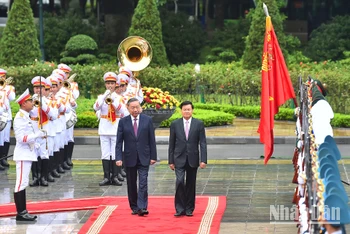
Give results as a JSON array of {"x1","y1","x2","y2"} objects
[
  {"x1": 105, "y1": 93, "x2": 112, "y2": 104},
  {"x1": 32, "y1": 94, "x2": 40, "y2": 107}
]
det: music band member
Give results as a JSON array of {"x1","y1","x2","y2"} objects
[
  {"x1": 13, "y1": 88, "x2": 46, "y2": 221},
  {"x1": 94, "y1": 72, "x2": 127, "y2": 186}
]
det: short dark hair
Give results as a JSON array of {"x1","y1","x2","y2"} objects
[
  {"x1": 180, "y1": 101, "x2": 194, "y2": 109},
  {"x1": 127, "y1": 97, "x2": 139, "y2": 106}
]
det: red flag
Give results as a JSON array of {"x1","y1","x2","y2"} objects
[{"x1": 258, "y1": 15, "x2": 296, "y2": 164}]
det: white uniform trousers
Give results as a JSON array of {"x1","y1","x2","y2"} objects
[
  {"x1": 60, "y1": 128, "x2": 66, "y2": 148},
  {"x1": 3, "y1": 120, "x2": 11, "y2": 142},
  {"x1": 100, "y1": 135, "x2": 116, "y2": 160},
  {"x1": 48, "y1": 136, "x2": 54, "y2": 156},
  {"x1": 15, "y1": 161, "x2": 32, "y2": 192},
  {"x1": 0, "y1": 130, "x2": 4, "y2": 146},
  {"x1": 36, "y1": 138, "x2": 49, "y2": 159},
  {"x1": 53, "y1": 132, "x2": 61, "y2": 152},
  {"x1": 66, "y1": 126, "x2": 74, "y2": 143}
]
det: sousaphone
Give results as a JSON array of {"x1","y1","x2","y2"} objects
[{"x1": 117, "y1": 36, "x2": 153, "y2": 73}]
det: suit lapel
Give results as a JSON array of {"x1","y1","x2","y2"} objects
[
  {"x1": 188, "y1": 118, "x2": 195, "y2": 140},
  {"x1": 129, "y1": 116, "x2": 137, "y2": 139},
  {"x1": 179, "y1": 118, "x2": 186, "y2": 140},
  {"x1": 137, "y1": 114, "x2": 142, "y2": 139}
]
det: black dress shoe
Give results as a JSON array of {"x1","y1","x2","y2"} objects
[
  {"x1": 186, "y1": 211, "x2": 193, "y2": 217},
  {"x1": 131, "y1": 210, "x2": 138, "y2": 215},
  {"x1": 1, "y1": 159, "x2": 9, "y2": 167},
  {"x1": 51, "y1": 170, "x2": 61, "y2": 178},
  {"x1": 47, "y1": 174, "x2": 55, "y2": 182},
  {"x1": 174, "y1": 211, "x2": 185, "y2": 217},
  {"x1": 117, "y1": 173, "x2": 124, "y2": 181},
  {"x1": 62, "y1": 162, "x2": 71, "y2": 170},
  {"x1": 39, "y1": 177, "x2": 49, "y2": 186},
  {"x1": 57, "y1": 165, "x2": 65, "y2": 174},
  {"x1": 99, "y1": 178, "x2": 110, "y2": 186},
  {"x1": 137, "y1": 209, "x2": 145, "y2": 216},
  {"x1": 16, "y1": 210, "x2": 37, "y2": 221},
  {"x1": 142, "y1": 209, "x2": 149, "y2": 215},
  {"x1": 29, "y1": 178, "x2": 39, "y2": 187},
  {"x1": 111, "y1": 177, "x2": 122, "y2": 186}
]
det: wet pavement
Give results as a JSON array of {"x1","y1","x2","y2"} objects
[{"x1": 1, "y1": 160, "x2": 350, "y2": 234}]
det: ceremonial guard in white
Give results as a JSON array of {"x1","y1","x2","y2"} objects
[
  {"x1": 93, "y1": 72, "x2": 127, "y2": 186},
  {"x1": 29, "y1": 77, "x2": 57, "y2": 187},
  {"x1": 119, "y1": 66, "x2": 144, "y2": 103},
  {"x1": 0, "y1": 68, "x2": 15, "y2": 169},
  {"x1": 13, "y1": 89, "x2": 46, "y2": 221},
  {"x1": 58, "y1": 63, "x2": 79, "y2": 168}
]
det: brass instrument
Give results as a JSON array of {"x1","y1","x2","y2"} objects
[
  {"x1": 33, "y1": 95, "x2": 40, "y2": 107},
  {"x1": 0, "y1": 76, "x2": 13, "y2": 88},
  {"x1": 63, "y1": 73, "x2": 77, "y2": 89},
  {"x1": 105, "y1": 94, "x2": 112, "y2": 104},
  {"x1": 117, "y1": 36, "x2": 152, "y2": 73}
]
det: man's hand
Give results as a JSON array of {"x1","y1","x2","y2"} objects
[
  {"x1": 116, "y1": 160, "x2": 122, "y2": 166},
  {"x1": 150, "y1": 160, "x2": 156, "y2": 165},
  {"x1": 200, "y1": 162, "x2": 206, "y2": 169},
  {"x1": 169, "y1": 164, "x2": 175, "y2": 170}
]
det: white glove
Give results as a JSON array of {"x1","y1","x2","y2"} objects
[
  {"x1": 34, "y1": 142, "x2": 41, "y2": 149},
  {"x1": 103, "y1": 90, "x2": 111, "y2": 97},
  {"x1": 32, "y1": 93, "x2": 39, "y2": 100},
  {"x1": 35, "y1": 129, "x2": 47, "y2": 138}
]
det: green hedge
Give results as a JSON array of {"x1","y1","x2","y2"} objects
[{"x1": 4, "y1": 60, "x2": 350, "y2": 114}]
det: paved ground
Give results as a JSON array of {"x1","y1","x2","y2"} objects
[
  {"x1": 1, "y1": 159, "x2": 350, "y2": 233},
  {"x1": 1, "y1": 118, "x2": 350, "y2": 233}
]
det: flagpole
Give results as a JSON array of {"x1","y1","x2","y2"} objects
[{"x1": 263, "y1": 3, "x2": 269, "y2": 17}]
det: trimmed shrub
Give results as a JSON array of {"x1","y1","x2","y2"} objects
[
  {"x1": 64, "y1": 34, "x2": 98, "y2": 57},
  {"x1": 0, "y1": 0, "x2": 41, "y2": 65},
  {"x1": 304, "y1": 15, "x2": 350, "y2": 61},
  {"x1": 128, "y1": 0, "x2": 169, "y2": 67}
]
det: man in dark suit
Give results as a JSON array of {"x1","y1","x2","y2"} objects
[
  {"x1": 168, "y1": 101, "x2": 207, "y2": 217},
  {"x1": 116, "y1": 98, "x2": 157, "y2": 216}
]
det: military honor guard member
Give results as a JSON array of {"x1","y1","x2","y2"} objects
[
  {"x1": 13, "y1": 88, "x2": 47, "y2": 221},
  {"x1": 93, "y1": 72, "x2": 127, "y2": 186},
  {"x1": 0, "y1": 68, "x2": 15, "y2": 169},
  {"x1": 119, "y1": 66, "x2": 143, "y2": 103},
  {"x1": 58, "y1": 63, "x2": 79, "y2": 168},
  {"x1": 29, "y1": 77, "x2": 58, "y2": 187}
]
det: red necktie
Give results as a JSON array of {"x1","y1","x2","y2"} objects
[{"x1": 133, "y1": 118, "x2": 138, "y2": 137}]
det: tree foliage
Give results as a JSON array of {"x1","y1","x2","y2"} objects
[
  {"x1": 304, "y1": 15, "x2": 350, "y2": 61},
  {"x1": 160, "y1": 10, "x2": 206, "y2": 65},
  {"x1": 128, "y1": 0, "x2": 169, "y2": 67},
  {"x1": 0, "y1": 0, "x2": 41, "y2": 65},
  {"x1": 242, "y1": 0, "x2": 288, "y2": 69}
]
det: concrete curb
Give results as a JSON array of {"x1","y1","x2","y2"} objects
[{"x1": 10, "y1": 136, "x2": 350, "y2": 145}]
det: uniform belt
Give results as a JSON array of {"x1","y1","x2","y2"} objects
[
  {"x1": 30, "y1": 117, "x2": 39, "y2": 121},
  {"x1": 100, "y1": 115, "x2": 120, "y2": 119}
]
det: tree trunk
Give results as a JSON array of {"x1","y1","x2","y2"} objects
[
  {"x1": 79, "y1": 0, "x2": 88, "y2": 16},
  {"x1": 49, "y1": 0, "x2": 55, "y2": 13},
  {"x1": 103, "y1": 0, "x2": 134, "y2": 44},
  {"x1": 214, "y1": 0, "x2": 225, "y2": 29},
  {"x1": 60, "y1": 0, "x2": 70, "y2": 12}
]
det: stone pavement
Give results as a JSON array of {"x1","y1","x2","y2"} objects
[
  {"x1": 1, "y1": 160, "x2": 350, "y2": 233},
  {"x1": 1, "y1": 118, "x2": 350, "y2": 233}
]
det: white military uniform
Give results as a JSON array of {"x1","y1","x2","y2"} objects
[
  {"x1": 119, "y1": 66, "x2": 143, "y2": 103},
  {"x1": 93, "y1": 72, "x2": 127, "y2": 160},
  {"x1": 13, "y1": 89, "x2": 46, "y2": 192},
  {"x1": 3, "y1": 84, "x2": 15, "y2": 143}
]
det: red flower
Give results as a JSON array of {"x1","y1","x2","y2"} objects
[
  {"x1": 156, "y1": 104, "x2": 161, "y2": 109},
  {"x1": 166, "y1": 96, "x2": 171, "y2": 100},
  {"x1": 146, "y1": 92, "x2": 151, "y2": 96},
  {"x1": 162, "y1": 99, "x2": 166, "y2": 104}
]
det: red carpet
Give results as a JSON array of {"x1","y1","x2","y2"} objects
[{"x1": 0, "y1": 196, "x2": 226, "y2": 234}]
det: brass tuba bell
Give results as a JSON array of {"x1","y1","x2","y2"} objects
[{"x1": 117, "y1": 36, "x2": 152, "y2": 72}]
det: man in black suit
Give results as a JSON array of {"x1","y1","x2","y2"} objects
[
  {"x1": 116, "y1": 98, "x2": 157, "y2": 216},
  {"x1": 168, "y1": 101, "x2": 207, "y2": 217}
]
